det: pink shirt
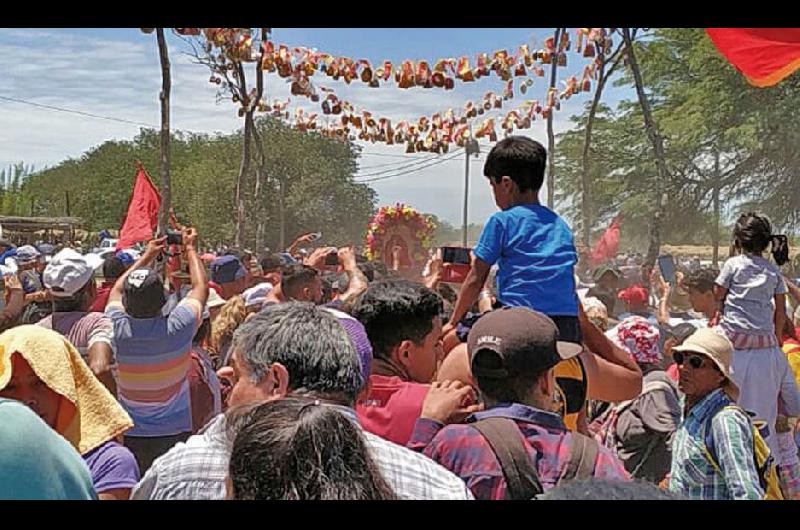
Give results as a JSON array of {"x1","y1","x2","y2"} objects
[{"x1": 355, "y1": 374, "x2": 430, "y2": 446}]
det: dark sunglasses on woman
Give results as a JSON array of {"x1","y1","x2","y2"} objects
[{"x1": 672, "y1": 351, "x2": 708, "y2": 370}]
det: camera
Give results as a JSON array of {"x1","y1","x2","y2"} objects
[
  {"x1": 166, "y1": 229, "x2": 183, "y2": 246},
  {"x1": 325, "y1": 251, "x2": 339, "y2": 266}
]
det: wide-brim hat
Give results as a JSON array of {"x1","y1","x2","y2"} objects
[{"x1": 672, "y1": 328, "x2": 739, "y2": 400}]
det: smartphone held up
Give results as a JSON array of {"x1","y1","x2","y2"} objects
[{"x1": 440, "y1": 246, "x2": 472, "y2": 283}]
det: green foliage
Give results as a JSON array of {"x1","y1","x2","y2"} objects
[
  {"x1": 556, "y1": 28, "x2": 800, "y2": 248},
  {"x1": 19, "y1": 118, "x2": 376, "y2": 249}
]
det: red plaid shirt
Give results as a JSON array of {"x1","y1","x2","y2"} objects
[{"x1": 407, "y1": 403, "x2": 630, "y2": 500}]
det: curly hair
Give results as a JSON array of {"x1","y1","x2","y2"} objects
[{"x1": 210, "y1": 295, "x2": 247, "y2": 365}]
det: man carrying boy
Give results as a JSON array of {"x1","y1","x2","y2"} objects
[{"x1": 446, "y1": 136, "x2": 580, "y2": 342}]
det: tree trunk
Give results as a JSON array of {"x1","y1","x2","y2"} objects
[
  {"x1": 622, "y1": 28, "x2": 670, "y2": 269},
  {"x1": 156, "y1": 28, "x2": 171, "y2": 236},
  {"x1": 234, "y1": 62, "x2": 251, "y2": 248},
  {"x1": 546, "y1": 27, "x2": 563, "y2": 210},
  {"x1": 278, "y1": 177, "x2": 286, "y2": 250},
  {"x1": 251, "y1": 29, "x2": 268, "y2": 252},
  {"x1": 712, "y1": 151, "x2": 721, "y2": 267},
  {"x1": 581, "y1": 40, "x2": 625, "y2": 249}
]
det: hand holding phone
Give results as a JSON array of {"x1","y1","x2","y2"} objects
[{"x1": 657, "y1": 255, "x2": 677, "y2": 286}]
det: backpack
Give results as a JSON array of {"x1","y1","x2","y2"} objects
[
  {"x1": 702, "y1": 404, "x2": 784, "y2": 500},
  {"x1": 589, "y1": 379, "x2": 675, "y2": 453},
  {"x1": 472, "y1": 417, "x2": 599, "y2": 500}
]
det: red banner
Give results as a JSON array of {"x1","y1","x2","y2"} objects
[
  {"x1": 706, "y1": 28, "x2": 800, "y2": 87},
  {"x1": 589, "y1": 214, "x2": 622, "y2": 268},
  {"x1": 116, "y1": 166, "x2": 161, "y2": 250}
]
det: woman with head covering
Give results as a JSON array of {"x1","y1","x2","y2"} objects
[
  {"x1": 0, "y1": 326, "x2": 140, "y2": 499},
  {"x1": 592, "y1": 316, "x2": 682, "y2": 483}
]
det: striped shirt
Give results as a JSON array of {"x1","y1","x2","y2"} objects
[
  {"x1": 38, "y1": 311, "x2": 114, "y2": 364},
  {"x1": 668, "y1": 388, "x2": 764, "y2": 500},
  {"x1": 107, "y1": 299, "x2": 200, "y2": 437}
]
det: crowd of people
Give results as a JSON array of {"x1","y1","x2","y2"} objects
[{"x1": 1, "y1": 135, "x2": 799, "y2": 501}]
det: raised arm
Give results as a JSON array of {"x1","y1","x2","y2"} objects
[
  {"x1": 336, "y1": 246, "x2": 368, "y2": 305},
  {"x1": 182, "y1": 227, "x2": 208, "y2": 308},
  {"x1": 578, "y1": 302, "x2": 643, "y2": 401},
  {"x1": 107, "y1": 237, "x2": 167, "y2": 307},
  {"x1": 445, "y1": 255, "x2": 491, "y2": 334}
]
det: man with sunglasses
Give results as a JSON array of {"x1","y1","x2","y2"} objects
[{"x1": 668, "y1": 328, "x2": 765, "y2": 500}]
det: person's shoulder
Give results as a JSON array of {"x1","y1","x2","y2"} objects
[
  {"x1": 86, "y1": 441, "x2": 139, "y2": 476},
  {"x1": 361, "y1": 429, "x2": 472, "y2": 497}
]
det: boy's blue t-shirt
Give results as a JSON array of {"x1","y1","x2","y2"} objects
[{"x1": 473, "y1": 204, "x2": 578, "y2": 316}]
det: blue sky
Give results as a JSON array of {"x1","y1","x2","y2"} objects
[{"x1": 0, "y1": 28, "x2": 634, "y2": 226}]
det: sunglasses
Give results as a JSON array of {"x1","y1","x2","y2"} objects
[{"x1": 672, "y1": 351, "x2": 709, "y2": 369}]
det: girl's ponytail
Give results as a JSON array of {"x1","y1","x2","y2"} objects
[{"x1": 772, "y1": 235, "x2": 790, "y2": 266}]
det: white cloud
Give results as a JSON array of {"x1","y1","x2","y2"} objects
[{"x1": 0, "y1": 28, "x2": 592, "y2": 226}]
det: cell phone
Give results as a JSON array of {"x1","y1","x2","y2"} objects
[
  {"x1": 441, "y1": 246, "x2": 472, "y2": 265},
  {"x1": 657, "y1": 255, "x2": 677, "y2": 286},
  {"x1": 308, "y1": 232, "x2": 322, "y2": 242},
  {"x1": 324, "y1": 251, "x2": 339, "y2": 266},
  {"x1": 166, "y1": 229, "x2": 183, "y2": 246}
]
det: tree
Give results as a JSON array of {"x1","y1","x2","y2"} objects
[
  {"x1": 546, "y1": 27, "x2": 564, "y2": 210},
  {"x1": 622, "y1": 28, "x2": 671, "y2": 268},
  {"x1": 155, "y1": 28, "x2": 172, "y2": 236},
  {"x1": 184, "y1": 28, "x2": 266, "y2": 247},
  {"x1": 579, "y1": 31, "x2": 627, "y2": 248}
]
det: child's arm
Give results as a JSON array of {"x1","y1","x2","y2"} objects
[
  {"x1": 775, "y1": 293, "x2": 787, "y2": 346},
  {"x1": 578, "y1": 302, "x2": 643, "y2": 401},
  {"x1": 445, "y1": 255, "x2": 491, "y2": 334},
  {"x1": 782, "y1": 275, "x2": 800, "y2": 306}
]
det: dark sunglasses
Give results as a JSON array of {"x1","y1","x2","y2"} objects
[{"x1": 672, "y1": 351, "x2": 708, "y2": 369}]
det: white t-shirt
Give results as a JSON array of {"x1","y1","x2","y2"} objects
[{"x1": 716, "y1": 254, "x2": 787, "y2": 335}]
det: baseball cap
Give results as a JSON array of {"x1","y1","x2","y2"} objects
[
  {"x1": 467, "y1": 307, "x2": 583, "y2": 379},
  {"x1": 242, "y1": 282, "x2": 273, "y2": 308},
  {"x1": 592, "y1": 264, "x2": 622, "y2": 283},
  {"x1": 210, "y1": 255, "x2": 246, "y2": 284},
  {"x1": 122, "y1": 268, "x2": 167, "y2": 317},
  {"x1": 43, "y1": 249, "x2": 95, "y2": 298},
  {"x1": 115, "y1": 251, "x2": 136, "y2": 267},
  {"x1": 618, "y1": 285, "x2": 649, "y2": 305},
  {"x1": 15, "y1": 245, "x2": 41, "y2": 266}
]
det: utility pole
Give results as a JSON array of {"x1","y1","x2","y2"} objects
[{"x1": 462, "y1": 137, "x2": 480, "y2": 247}]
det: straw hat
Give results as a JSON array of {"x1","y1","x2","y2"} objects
[{"x1": 672, "y1": 328, "x2": 739, "y2": 400}]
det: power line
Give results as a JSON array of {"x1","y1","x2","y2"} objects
[
  {"x1": 357, "y1": 153, "x2": 442, "y2": 171},
  {"x1": 355, "y1": 147, "x2": 464, "y2": 180},
  {"x1": 357, "y1": 150, "x2": 464, "y2": 183},
  {"x1": 355, "y1": 149, "x2": 461, "y2": 178},
  {"x1": 0, "y1": 94, "x2": 155, "y2": 128}
]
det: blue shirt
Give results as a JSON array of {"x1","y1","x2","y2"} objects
[{"x1": 473, "y1": 204, "x2": 578, "y2": 316}]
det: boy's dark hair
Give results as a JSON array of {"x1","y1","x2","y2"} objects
[
  {"x1": 103, "y1": 256, "x2": 127, "y2": 281},
  {"x1": 733, "y1": 212, "x2": 772, "y2": 254},
  {"x1": 682, "y1": 267, "x2": 718, "y2": 294},
  {"x1": 474, "y1": 367, "x2": 545, "y2": 404},
  {"x1": 281, "y1": 264, "x2": 319, "y2": 299},
  {"x1": 483, "y1": 136, "x2": 547, "y2": 193},
  {"x1": 260, "y1": 253, "x2": 283, "y2": 274},
  {"x1": 351, "y1": 279, "x2": 443, "y2": 360}
]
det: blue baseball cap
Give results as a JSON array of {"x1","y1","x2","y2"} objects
[
  {"x1": 115, "y1": 251, "x2": 136, "y2": 267},
  {"x1": 211, "y1": 255, "x2": 246, "y2": 284}
]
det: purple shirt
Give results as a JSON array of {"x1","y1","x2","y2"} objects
[{"x1": 82, "y1": 441, "x2": 140, "y2": 493}]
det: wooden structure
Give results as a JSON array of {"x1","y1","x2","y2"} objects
[{"x1": 0, "y1": 216, "x2": 85, "y2": 245}]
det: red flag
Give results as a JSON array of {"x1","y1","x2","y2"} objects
[
  {"x1": 116, "y1": 166, "x2": 161, "y2": 250},
  {"x1": 589, "y1": 214, "x2": 622, "y2": 268},
  {"x1": 706, "y1": 28, "x2": 800, "y2": 87}
]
